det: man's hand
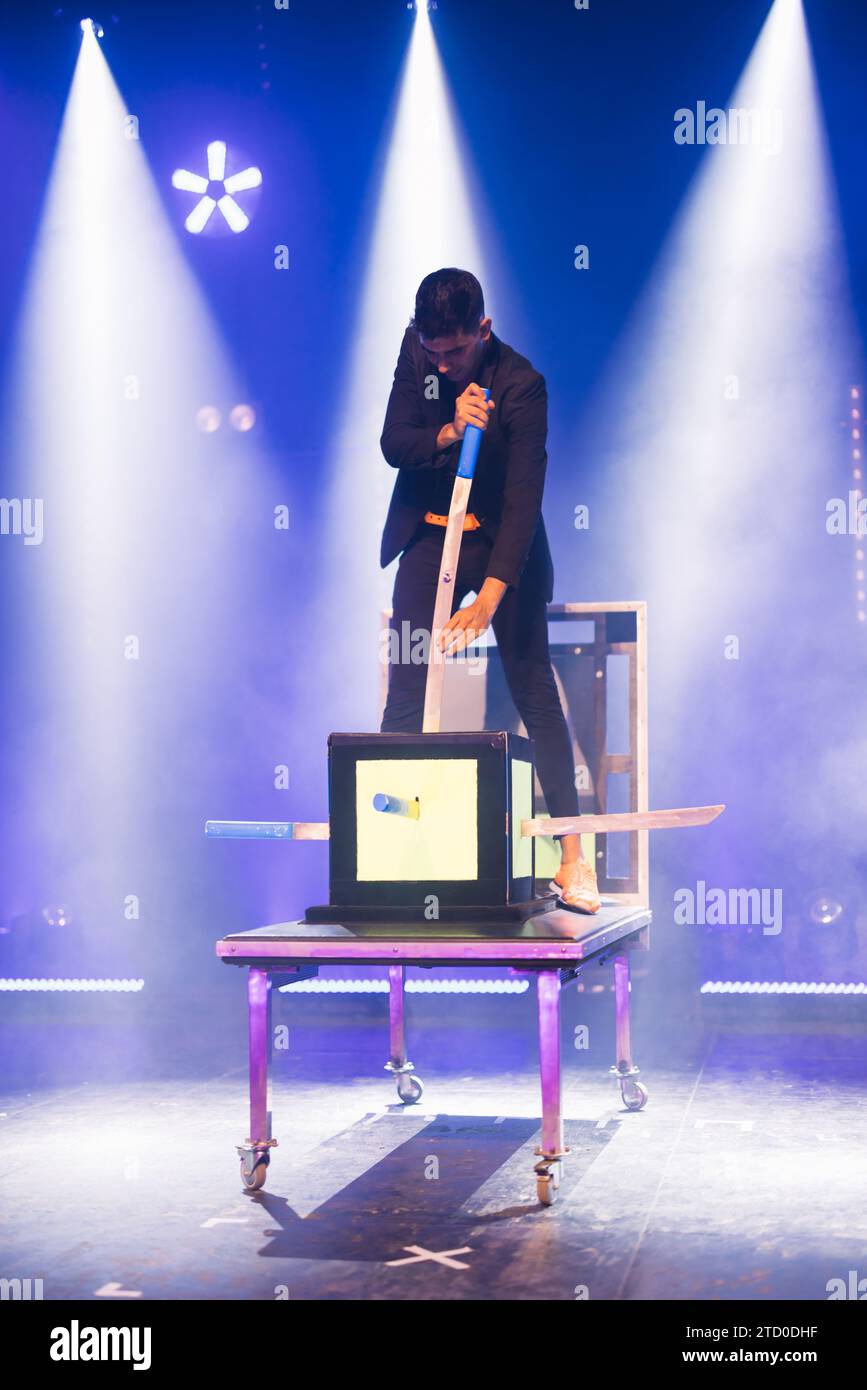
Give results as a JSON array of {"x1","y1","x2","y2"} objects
[
  {"x1": 439, "y1": 577, "x2": 507, "y2": 655},
  {"x1": 436, "y1": 383, "x2": 495, "y2": 449}
]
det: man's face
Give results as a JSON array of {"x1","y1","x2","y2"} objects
[{"x1": 419, "y1": 318, "x2": 492, "y2": 384}]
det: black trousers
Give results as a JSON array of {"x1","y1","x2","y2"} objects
[{"x1": 380, "y1": 522, "x2": 581, "y2": 825}]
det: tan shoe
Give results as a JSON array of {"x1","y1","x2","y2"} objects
[{"x1": 549, "y1": 859, "x2": 601, "y2": 914}]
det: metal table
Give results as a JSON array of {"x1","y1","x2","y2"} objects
[{"x1": 216, "y1": 903, "x2": 651, "y2": 1205}]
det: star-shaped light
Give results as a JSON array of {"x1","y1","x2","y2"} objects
[{"x1": 172, "y1": 141, "x2": 262, "y2": 234}]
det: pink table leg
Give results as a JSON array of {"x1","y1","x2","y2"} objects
[
  {"x1": 612, "y1": 949, "x2": 649, "y2": 1112},
  {"x1": 614, "y1": 951, "x2": 633, "y2": 1073},
  {"x1": 238, "y1": 967, "x2": 276, "y2": 1190},
  {"x1": 385, "y1": 965, "x2": 424, "y2": 1105},
  {"x1": 535, "y1": 970, "x2": 569, "y2": 1204},
  {"x1": 388, "y1": 964, "x2": 407, "y2": 1069}
]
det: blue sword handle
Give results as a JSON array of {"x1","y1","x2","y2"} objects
[
  {"x1": 205, "y1": 820, "x2": 293, "y2": 839},
  {"x1": 456, "y1": 387, "x2": 490, "y2": 479}
]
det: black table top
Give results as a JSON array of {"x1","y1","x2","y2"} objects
[{"x1": 216, "y1": 904, "x2": 651, "y2": 967}]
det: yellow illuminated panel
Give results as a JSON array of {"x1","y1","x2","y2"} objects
[
  {"x1": 511, "y1": 758, "x2": 533, "y2": 879},
  {"x1": 356, "y1": 758, "x2": 478, "y2": 881}
]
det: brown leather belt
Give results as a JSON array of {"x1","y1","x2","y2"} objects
[{"x1": 424, "y1": 510, "x2": 482, "y2": 531}]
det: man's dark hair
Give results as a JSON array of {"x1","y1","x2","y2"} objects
[{"x1": 411, "y1": 268, "x2": 485, "y2": 340}]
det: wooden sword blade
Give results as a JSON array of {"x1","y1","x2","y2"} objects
[{"x1": 521, "y1": 805, "x2": 726, "y2": 836}]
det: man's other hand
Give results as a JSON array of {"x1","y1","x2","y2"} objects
[{"x1": 438, "y1": 577, "x2": 507, "y2": 655}]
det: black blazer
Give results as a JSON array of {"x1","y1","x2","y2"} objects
[{"x1": 379, "y1": 328, "x2": 555, "y2": 601}]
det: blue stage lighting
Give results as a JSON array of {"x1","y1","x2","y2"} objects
[
  {"x1": 172, "y1": 141, "x2": 262, "y2": 235},
  {"x1": 228, "y1": 403, "x2": 256, "y2": 432},
  {"x1": 277, "y1": 977, "x2": 529, "y2": 995},
  {"x1": 0, "y1": 978, "x2": 145, "y2": 992},
  {"x1": 80, "y1": 17, "x2": 104, "y2": 38},
  {"x1": 195, "y1": 405, "x2": 222, "y2": 433},
  {"x1": 701, "y1": 981, "x2": 867, "y2": 995}
]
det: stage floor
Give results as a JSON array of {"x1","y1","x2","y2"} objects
[{"x1": 1, "y1": 1019, "x2": 865, "y2": 1301}]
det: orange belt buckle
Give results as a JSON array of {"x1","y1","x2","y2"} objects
[{"x1": 424, "y1": 510, "x2": 481, "y2": 531}]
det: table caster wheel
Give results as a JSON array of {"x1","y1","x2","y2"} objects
[
  {"x1": 397, "y1": 1074, "x2": 424, "y2": 1105},
  {"x1": 536, "y1": 1173, "x2": 555, "y2": 1205},
  {"x1": 239, "y1": 1152, "x2": 269, "y2": 1191},
  {"x1": 534, "y1": 1160, "x2": 561, "y2": 1206},
  {"x1": 621, "y1": 1079, "x2": 648, "y2": 1112}
]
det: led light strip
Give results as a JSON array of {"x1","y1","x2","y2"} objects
[
  {"x1": 850, "y1": 385, "x2": 865, "y2": 625},
  {"x1": 0, "y1": 978, "x2": 145, "y2": 992},
  {"x1": 277, "y1": 978, "x2": 529, "y2": 995},
  {"x1": 701, "y1": 980, "x2": 867, "y2": 995}
]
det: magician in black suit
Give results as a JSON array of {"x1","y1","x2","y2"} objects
[{"x1": 378, "y1": 268, "x2": 600, "y2": 913}]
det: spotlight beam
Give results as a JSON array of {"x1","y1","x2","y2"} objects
[
  {"x1": 585, "y1": 0, "x2": 858, "y2": 709},
  {"x1": 313, "y1": 3, "x2": 504, "y2": 723},
  {"x1": 4, "y1": 20, "x2": 284, "y2": 967}
]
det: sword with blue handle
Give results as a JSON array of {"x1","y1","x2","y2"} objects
[
  {"x1": 203, "y1": 805, "x2": 725, "y2": 841},
  {"x1": 422, "y1": 386, "x2": 490, "y2": 733}
]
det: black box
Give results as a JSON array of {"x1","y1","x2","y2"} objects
[{"x1": 305, "y1": 731, "x2": 552, "y2": 925}]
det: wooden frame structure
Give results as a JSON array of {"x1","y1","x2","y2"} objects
[
  {"x1": 379, "y1": 598, "x2": 649, "y2": 905},
  {"x1": 547, "y1": 602, "x2": 648, "y2": 906}
]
